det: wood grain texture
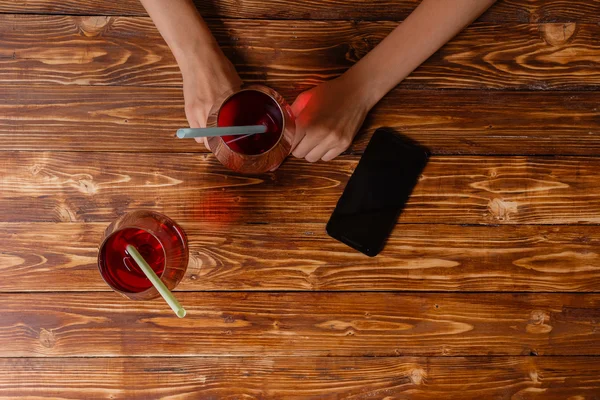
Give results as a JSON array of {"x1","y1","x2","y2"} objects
[
  {"x1": 1, "y1": 0, "x2": 599, "y2": 23},
  {"x1": 2, "y1": 223, "x2": 600, "y2": 292},
  {"x1": 1, "y1": 16, "x2": 599, "y2": 89},
  {"x1": 0, "y1": 152, "x2": 599, "y2": 225},
  {"x1": 2, "y1": 86, "x2": 599, "y2": 155},
  {"x1": 0, "y1": 85, "x2": 187, "y2": 153},
  {"x1": 360, "y1": 89, "x2": 600, "y2": 156},
  {"x1": 2, "y1": 357, "x2": 600, "y2": 399},
  {"x1": 1, "y1": 292, "x2": 599, "y2": 357},
  {"x1": 1, "y1": 1, "x2": 598, "y2": 396}
]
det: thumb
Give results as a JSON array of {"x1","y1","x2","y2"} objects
[{"x1": 186, "y1": 110, "x2": 212, "y2": 150}]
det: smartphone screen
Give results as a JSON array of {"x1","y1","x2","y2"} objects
[{"x1": 326, "y1": 128, "x2": 429, "y2": 257}]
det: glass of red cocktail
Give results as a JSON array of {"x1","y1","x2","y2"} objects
[
  {"x1": 206, "y1": 85, "x2": 295, "y2": 174},
  {"x1": 97, "y1": 210, "x2": 188, "y2": 301}
]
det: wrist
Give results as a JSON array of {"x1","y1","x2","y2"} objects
[
  {"x1": 175, "y1": 39, "x2": 221, "y2": 76},
  {"x1": 180, "y1": 46, "x2": 240, "y2": 83},
  {"x1": 339, "y1": 67, "x2": 382, "y2": 112},
  {"x1": 179, "y1": 49, "x2": 242, "y2": 107}
]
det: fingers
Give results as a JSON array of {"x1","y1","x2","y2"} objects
[
  {"x1": 291, "y1": 125, "x2": 305, "y2": 153},
  {"x1": 293, "y1": 129, "x2": 351, "y2": 162},
  {"x1": 290, "y1": 86, "x2": 356, "y2": 162},
  {"x1": 304, "y1": 144, "x2": 331, "y2": 163},
  {"x1": 322, "y1": 147, "x2": 345, "y2": 162},
  {"x1": 185, "y1": 108, "x2": 212, "y2": 150},
  {"x1": 303, "y1": 143, "x2": 346, "y2": 162},
  {"x1": 292, "y1": 129, "x2": 321, "y2": 159},
  {"x1": 193, "y1": 137, "x2": 211, "y2": 151}
]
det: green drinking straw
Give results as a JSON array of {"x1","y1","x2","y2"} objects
[{"x1": 125, "y1": 244, "x2": 186, "y2": 318}]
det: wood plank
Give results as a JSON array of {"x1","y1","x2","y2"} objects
[
  {"x1": 0, "y1": 86, "x2": 187, "y2": 153},
  {"x1": 2, "y1": 86, "x2": 600, "y2": 155},
  {"x1": 0, "y1": 152, "x2": 599, "y2": 225},
  {"x1": 1, "y1": 16, "x2": 599, "y2": 89},
  {"x1": 1, "y1": 0, "x2": 599, "y2": 23},
  {"x1": 1, "y1": 356, "x2": 599, "y2": 399},
  {"x1": 2, "y1": 223, "x2": 600, "y2": 292},
  {"x1": 1, "y1": 292, "x2": 598, "y2": 356},
  {"x1": 358, "y1": 89, "x2": 600, "y2": 156}
]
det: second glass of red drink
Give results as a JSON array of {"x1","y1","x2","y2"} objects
[
  {"x1": 98, "y1": 210, "x2": 189, "y2": 301},
  {"x1": 206, "y1": 85, "x2": 295, "y2": 174}
]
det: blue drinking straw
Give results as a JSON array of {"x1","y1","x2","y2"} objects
[{"x1": 176, "y1": 125, "x2": 267, "y2": 139}]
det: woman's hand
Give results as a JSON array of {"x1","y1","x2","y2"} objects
[
  {"x1": 290, "y1": 0, "x2": 496, "y2": 163},
  {"x1": 181, "y1": 53, "x2": 242, "y2": 149},
  {"x1": 139, "y1": 0, "x2": 242, "y2": 149},
  {"x1": 291, "y1": 75, "x2": 371, "y2": 162}
]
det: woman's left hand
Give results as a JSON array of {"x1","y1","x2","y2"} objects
[{"x1": 291, "y1": 75, "x2": 372, "y2": 162}]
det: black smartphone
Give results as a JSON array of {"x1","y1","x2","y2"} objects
[{"x1": 326, "y1": 128, "x2": 429, "y2": 257}]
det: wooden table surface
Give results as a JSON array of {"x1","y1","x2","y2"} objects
[{"x1": 1, "y1": 0, "x2": 600, "y2": 398}]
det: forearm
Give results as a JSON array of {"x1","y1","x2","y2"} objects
[
  {"x1": 141, "y1": 0, "x2": 241, "y2": 129},
  {"x1": 346, "y1": 0, "x2": 496, "y2": 108},
  {"x1": 140, "y1": 0, "x2": 226, "y2": 76}
]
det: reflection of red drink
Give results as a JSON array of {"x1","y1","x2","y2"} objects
[
  {"x1": 98, "y1": 211, "x2": 188, "y2": 300},
  {"x1": 219, "y1": 90, "x2": 284, "y2": 155}
]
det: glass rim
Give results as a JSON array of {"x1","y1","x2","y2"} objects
[
  {"x1": 216, "y1": 86, "x2": 286, "y2": 157},
  {"x1": 97, "y1": 225, "x2": 167, "y2": 297}
]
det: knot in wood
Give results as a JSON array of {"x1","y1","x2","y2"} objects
[
  {"x1": 77, "y1": 16, "x2": 114, "y2": 37},
  {"x1": 39, "y1": 328, "x2": 56, "y2": 348},
  {"x1": 487, "y1": 198, "x2": 518, "y2": 221},
  {"x1": 55, "y1": 202, "x2": 78, "y2": 222},
  {"x1": 409, "y1": 368, "x2": 426, "y2": 385},
  {"x1": 346, "y1": 38, "x2": 371, "y2": 63},
  {"x1": 529, "y1": 370, "x2": 541, "y2": 384},
  {"x1": 529, "y1": 310, "x2": 549, "y2": 325},
  {"x1": 222, "y1": 314, "x2": 236, "y2": 323},
  {"x1": 526, "y1": 310, "x2": 553, "y2": 334},
  {"x1": 540, "y1": 23, "x2": 576, "y2": 46}
]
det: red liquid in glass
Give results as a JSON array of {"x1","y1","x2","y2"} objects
[
  {"x1": 99, "y1": 228, "x2": 165, "y2": 293},
  {"x1": 219, "y1": 90, "x2": 283, "y2": 155}
]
